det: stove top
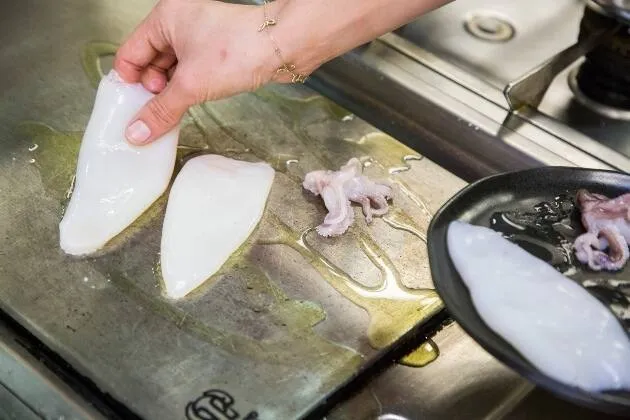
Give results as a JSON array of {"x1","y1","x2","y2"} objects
[
  {"x1": 390, "y1": 0, "x2": 630, "y2": 164},
  {"x1": 2, "y1": 1, "x2": 630, "y2": 419}
]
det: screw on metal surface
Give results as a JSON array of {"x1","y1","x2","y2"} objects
[{"x1": 463, "y1": 12, "x2": 515, "y2": 43}]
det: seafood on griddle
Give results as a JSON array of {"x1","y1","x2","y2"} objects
[{"x1": 303, "y1": 158, "x2": 392, "y2": 237}]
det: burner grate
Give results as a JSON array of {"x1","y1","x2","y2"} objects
[{"x1": 576, "y1": 6, "x2": 630, "y2": 109}]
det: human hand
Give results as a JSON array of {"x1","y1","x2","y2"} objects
[
  {"x1": 114, "y1": 0, "x2": 286, "y2": 145},
  {"x1": 115, "y1": 0, "x2": 448, "y2": 146}
]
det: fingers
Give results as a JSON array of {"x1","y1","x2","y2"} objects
[
  {"x1": 126, "y1": 75, "x2": 192, "y2": 146},
  {"x1": 114, "y1": 13, "x2": 170, "y2": 83},
  {"x1": 140, "y1": 52, "x2": 178, "y2": 93}
]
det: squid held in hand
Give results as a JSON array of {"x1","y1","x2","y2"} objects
[{"x1": 59, "y1": 70, "x2": 179, "y2": 256}]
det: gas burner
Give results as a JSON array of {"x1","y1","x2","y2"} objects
[
  {"x1": 568, "y1": 67, "x2": 630, "y2": 119},
  {"x1": 572, "y1": 4, "x2": 630, "y2": 117},
  {"x1": 589, "y1": 0, "x2": 630, "y2": 24}
]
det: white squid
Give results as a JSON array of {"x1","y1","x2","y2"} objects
[
  {"x1": 448, "y1": 220, "x2": 630, "y2": 392},
  {"x1": 160, "y1": 155, "x2": 275, "y2": 299},
  {"x1": 59, "y1": 70, "x2": 179, "y2": 255}
]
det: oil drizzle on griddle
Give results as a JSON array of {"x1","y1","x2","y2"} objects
[
  {"x1": 345, "y1": 132, "x2": 432, "y2": 221},
  {"x1": 20, "y1": 117, "x2": 442, "y2": 367},
  {"x1": 14, "y1": 120, "x2": 364, "y2": 378},
  {"x1": 253, "y1": 87, "x2": 352, "y2": 123},
  {"x1": 344, "y1": 132, "x2": 424, "y2": 175},
  {"x1": 383, "y1": 208, "x2": 427, "y2": 243},
  {"x1": 81, "y1": 41, "x2": 118, "y2": 88},
  {"x1": 23, "y1": 43, "x2": 445, "y2": 373},
  {"x1": 196, "y1": 90, "x2": 442, "y2": 366},
  {"x1": 260, "y1": 214, "x2": 442, "y2": 367}
]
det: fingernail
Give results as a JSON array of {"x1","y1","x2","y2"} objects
[
  {"x1": 147, "y1": 78, "x2": 163, "y2": 92},
  {"x1": 126, "y1": 120, "x2": 151, "y2": 144}
]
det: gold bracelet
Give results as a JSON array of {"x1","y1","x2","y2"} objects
[{"x1": 258, "y1": 0, "x2": 308, "y2": 84}]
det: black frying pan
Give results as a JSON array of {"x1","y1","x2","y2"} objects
[{"x1": 427, "y1": 166, "x2": 630, "y2": 416}]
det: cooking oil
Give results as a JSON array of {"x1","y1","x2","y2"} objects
[
  {"x1": 23, "y1": 44, "x2": 445, "y2": 371},
  {"x1": 81, "y1": 41, "x2": 118, "y2": 88},
  {"x1": 489, "y1": 194, "x2": 577, "y2": 274},
  {"x1": 262, "y1": 214, "x2": 442, "y2": 364}
]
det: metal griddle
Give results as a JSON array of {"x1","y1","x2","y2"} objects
[
  {"x1": 0, "y1": 1, "x2": 555, "y2": 419},
  {"x1": 0, "y1": 1, "x2": 469, "y2": 418}
]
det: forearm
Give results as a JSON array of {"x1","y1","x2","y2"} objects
[{"x1": 267, "y1": 0, "x2": 451, "y2": 78}]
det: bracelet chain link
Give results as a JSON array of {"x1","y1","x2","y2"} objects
[{"x1": 258, "y1": 0, "x2": 308, "y2": 84}]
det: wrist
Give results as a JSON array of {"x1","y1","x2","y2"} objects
[{"x1": 255, "y1": 0, "x2": 323, "y2": 84}]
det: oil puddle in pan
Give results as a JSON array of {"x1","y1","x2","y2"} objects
[
  {"x1": 489, "y1": 194, "x2": 578, "y2": 275},
  {"x1": 582, "y1": 279, "x2": 630, "y2": 330},
  {"x1": 488, "y1": 194, "x2": 630, "y2": 333}
]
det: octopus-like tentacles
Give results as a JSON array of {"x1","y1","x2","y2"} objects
[
  {"x1": 574, "y1": 189, "x2": 630, "y2": 271},
  {"x1": 303, "y1": 158, "x2": 393, "y2": 237}
]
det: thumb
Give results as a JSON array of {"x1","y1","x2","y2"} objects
[{"x1": 126, "y1": 77, "x2": 191, "y2": 145}]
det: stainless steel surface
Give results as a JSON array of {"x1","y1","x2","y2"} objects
[
  {"x1": 2, "y1": 1, "x2": 629, "y2": 420},
  {"x1": 397, "y1": 1, "x2": 584, "y2": 89},
  {"x1": 0, "y1": 321, "x2": 105, "y2": 420},
  {"x1": 464, "y1": 13, "x2": 515, "y2": 43},
  {"x1": 305, "y1": 0, "x2": 630, "y2": 184},
  {"x1": 0, "y1": 1, "x2": 544, "y2": 420},
  {"x1": 309, "y1": 33, "x2": 629, "y2": 179},
  {"x1": 503, "y1": 21, "x2": 619, "y2": 111},
  {"x1": 329, "y1": 323, "x2": 532, "y2": 420},
  {"x1": 392, "y1": 0, "x2": 630, "y2": 163},
  {"x1": 306, "y1": 0, "x2": 630, "y2": 418}
]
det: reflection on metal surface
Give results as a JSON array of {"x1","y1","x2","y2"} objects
[
  {"x1": 0, "y1": 321, "x2": 105, "y2": 420},
  {"x1": 377, "y1": 414, "x2": 410, "y2": 420}
]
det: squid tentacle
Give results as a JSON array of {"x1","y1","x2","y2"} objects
[{"x1": 304, "y1": 158, "x2": 394, "y2": 237}]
